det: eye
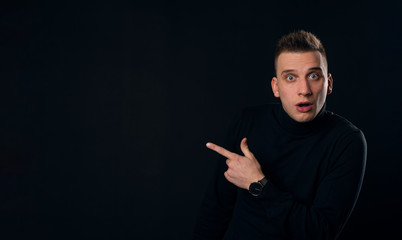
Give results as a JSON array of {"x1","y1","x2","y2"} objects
[
  {"x1": 309, "y1": 73, "x2": 320, "y2": 80},
  {"x1": 286, "y1": 75, "x2": 295, "y2": 81}
]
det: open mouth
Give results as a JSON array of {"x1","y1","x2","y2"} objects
[
  {"x1": 297, "y1": 101, "x2": 312, "y2": 107},
  {"x1": 297, "y1": 103, "x2": 311, "y2": 107},
  {"x1": 296, "y1": 102, "x2": 313, "y2": 112}
]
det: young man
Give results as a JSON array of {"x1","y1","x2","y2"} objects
[{"x1": 193, "y1": 30, "x2": 367, "y2": 239}]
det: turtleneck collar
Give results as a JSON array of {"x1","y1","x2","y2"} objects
[{"x1": 274, "y1": 102, "x2": 328, "y2": 136}]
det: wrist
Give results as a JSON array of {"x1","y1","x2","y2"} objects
[
  {"x1": 250, "y1": 173, "x2": 265, "y2": 185},
  {"x1": 248, "y1": 176, "x2": 268, "y2": 197}
]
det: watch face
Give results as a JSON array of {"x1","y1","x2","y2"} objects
[{"x1": 249, "y1": 182, "x2": 263, "y2": 196}]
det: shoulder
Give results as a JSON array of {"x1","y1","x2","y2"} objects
[
  {"x1": 325, "y1": 110, "x2": 367, "y2": 151},
  {"x1": 227, "y1": 103, "x2": 278, "y2": 143},
  {"x1": 240, "y1": 103, "x2": 279, "y2": 119},
  {"x1": 327, "y1": 111, "x2": 364, "y2": 132},
  {"x1": 317, "y1": 111, "x2": 367, "y2": 173}
]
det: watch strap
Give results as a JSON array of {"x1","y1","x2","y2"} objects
[{"x1": 258, "y1": 177, "x2": 268, "y2": 186}]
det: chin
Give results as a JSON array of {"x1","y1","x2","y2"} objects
[
  {"x1": 298, "y1": 118, "x2": 313, "y2": 123},
  {"x1": 293, "y1": 113, "x2": 315, "y2": 123}
]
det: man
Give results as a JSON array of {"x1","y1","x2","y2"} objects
[{"x1": 193, "y1": 30, "x2": 367, "y2": 239}]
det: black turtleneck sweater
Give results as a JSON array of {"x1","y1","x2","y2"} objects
[{"x1": 193, "y1": 103, "x2": 367, "y2": 240}]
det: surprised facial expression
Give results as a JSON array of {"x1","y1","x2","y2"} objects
[{"x1": 271, "y1": 51, "x2": 333, "y2": 123}]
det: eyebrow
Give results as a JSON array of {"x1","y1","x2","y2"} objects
[
  {"x1": 280, "y1": 69, "x2": 295, "y2": 75},
  {"x1": 280, "y1": 67, "x2": 323, "y2": 76},
  {"x1": 308, "y1": 67, "x2": 323, "y2": 72}
]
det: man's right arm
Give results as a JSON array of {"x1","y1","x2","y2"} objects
[
  {"x1": 193, "y1": 109, "x2": 249, "y2": 239},
  {"x1": 192, "y1": 155, "x2": 238, "y2": 240}
]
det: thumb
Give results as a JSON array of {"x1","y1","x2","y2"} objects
[{"x1": 240, "y1": 138, "x2": 254, "y2": 159}]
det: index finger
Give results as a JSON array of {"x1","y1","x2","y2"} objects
[{"x1": 206, "y1": 142, "x2": 238, "y2": 160}]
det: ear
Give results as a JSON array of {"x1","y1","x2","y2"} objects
[
  {"x1": 327, "y1": 73, "x2": 333, "y2": 95},
  {"x1": 271, "y1": 77, "x2": 280, "y2": 98}
]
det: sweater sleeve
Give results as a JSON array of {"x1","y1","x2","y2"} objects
[
  {"x1": 193, "y1": 110, "x2": 248, "y2": 240},
  {"x1": 258, "y1": 130, "x2": 367, "y2": 239}
]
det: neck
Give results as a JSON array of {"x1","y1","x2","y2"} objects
[{"x1": 275, "y1": 103, "x2": 327, "y2": 136}]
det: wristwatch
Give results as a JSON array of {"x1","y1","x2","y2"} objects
[{"x1": 249, "y1": 177, "x2": 268, "y2": 197}]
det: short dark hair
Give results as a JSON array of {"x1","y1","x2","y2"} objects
[{"x1": 274, "y1": 30, "x2": 327, "y2": 71}]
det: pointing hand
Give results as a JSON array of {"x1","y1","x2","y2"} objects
[{"x1": 206, "y1": 138, "x2": 265, "y2": 190}]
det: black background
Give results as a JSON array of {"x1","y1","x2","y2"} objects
[{"x1": 1, "y1": 1, "x2": 401, "y2": 239}]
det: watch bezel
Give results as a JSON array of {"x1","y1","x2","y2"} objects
[{"x1": 249, "y1": 181, "x2": 264, "y2": 197}]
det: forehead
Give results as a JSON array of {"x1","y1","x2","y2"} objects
[{"x1": 276, "y1": 51, "x2": 327, "y2": 73}]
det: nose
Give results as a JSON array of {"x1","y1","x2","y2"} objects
[{"x1": 298, "y1": 78, "x2": 312, "y2": 96}]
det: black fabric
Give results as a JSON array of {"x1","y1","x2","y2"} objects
[{"x1": 193, "y1": 103, "x2": 367, "y2": 240}]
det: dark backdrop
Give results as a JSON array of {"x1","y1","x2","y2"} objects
[{"x1": 1, "y1": 1, "x2": 401, "y2": 239}]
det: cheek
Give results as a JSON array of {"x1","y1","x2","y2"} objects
[
  {"x1": 313, "y1": 81, "x2": 326, "y2": 94},
  {"x1": 315, "y1": 86, "x2": 328, "y2": 102},
  {"x1": 278, "y1": 90, "x2": 293, "y2": 106},
  {"x1": 279, "y1": 85, "x2": 293, "y2": 98}
]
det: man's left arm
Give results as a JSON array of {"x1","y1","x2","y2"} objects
[{"x1": 207, "y1": 131, "x2": 367, "y2": 239}]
